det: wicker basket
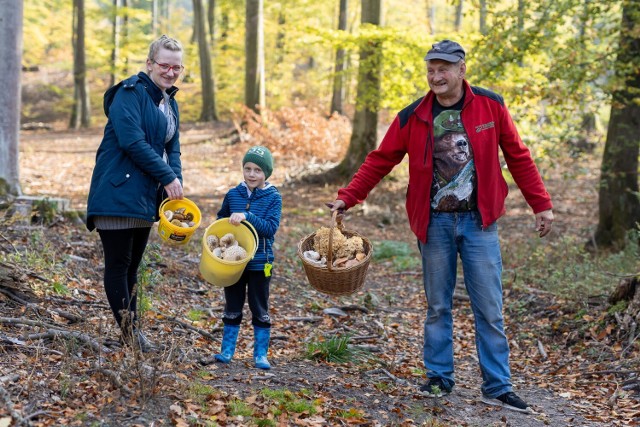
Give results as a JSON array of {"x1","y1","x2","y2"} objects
[{"x1": 297, "y1": 212, "x2": 373, "y2": 296}]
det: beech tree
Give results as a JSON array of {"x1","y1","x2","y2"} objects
[
  {"x1": 330, "y1": 0, "x2": 348, "y2": 115},
  {"x1": 595, "y1": 0, "x2": 640, "y2": 249},
  {"x1": 0, "y1": 0, "x2": 23, "y2": 197},
  {"x1": 245, "y1": 0, "x2": 265, "y2": 113},
  {"x1": 329, "y1": 0, "x2": 382, "y2": 181},
  {"x1": 193, "y1": 0, "x2": 218, "y2": 121},
  {"x1": 70, "y1": 0, "x2": 90, "y2": 129}
]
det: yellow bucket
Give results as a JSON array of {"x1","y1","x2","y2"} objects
[
  {"x1": 157, "y1": 197, "x2": 202, "y2": 245},
  {"x1": 199, "y1": 219, "x2": 258, "y2": 287}
]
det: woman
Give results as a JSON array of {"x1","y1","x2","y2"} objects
[{"x1": 86, "y1": 35, "x2": 185, "y2": 352}]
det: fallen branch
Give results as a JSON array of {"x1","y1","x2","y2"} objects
[
  {"x1": 352, "y1": 344, "x2": 381, "y2": 352},
  {"x1": 340, "y1": 305, "x2": 369, "y2": 314},
  {"x1": 94, "y1": 367, "x2": 133, "y2": 396},
  {"x1": 453, "y1": 292, "x2": 470, "y2": 301},
  {"x1": 285, "y1": 316, "x2": 322, "y2": 323},
  {"x1": 350, "y1": 335, "x2": 379, "y2": 342},
  {"x1": 0, "y1": 288, "x2": 34, "y2": 305},
  {"x1": 537, "y1": 340, "x2": 548, "y2": 360},
  {"x1": 27, "y1": 329, "x2": 111, "y2": 353},
  {"x1": 0, "y1": 232, "x2": 18, "y2": 253},
  {"x1": 0, "y1": 383, "x2": 32, "y2": 427},
  {"x1": 0, "y1": 316, "x2": 58, "y2": 329},
  {"x1": 0, "y1": 374, "x2": 19, "y2": 383},
  {"x1": 163, "y1": 316, "x2": 218, "y2": 341},
  {"x1": 581, "y1": 369, "x2": 640, "y2": 376},
  {"x1": 365, "y1": 368, "x2": 410, "y2": 386}
]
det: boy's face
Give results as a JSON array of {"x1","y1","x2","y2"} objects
[{"x1": 243, "y1": 162, "x2": 266, "y2": 191}]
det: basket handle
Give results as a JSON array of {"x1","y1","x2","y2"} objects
[{"x1": 327, "y1": 210, "x2": 344, "y2": 272}]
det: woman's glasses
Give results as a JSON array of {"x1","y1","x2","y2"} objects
[{"x1": 152, "y1": 60, "x2": 184, "y2": 73}]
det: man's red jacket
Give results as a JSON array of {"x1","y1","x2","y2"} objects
[{"x1": 337, "y1": 80, "x2": 553, "y2": 243}]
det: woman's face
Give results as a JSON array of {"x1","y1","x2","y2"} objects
[{"x1": 147, "y1": 47, "x2": 183, "y2": 91}]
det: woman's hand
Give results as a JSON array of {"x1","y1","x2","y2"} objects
[{"x1": 164, "y1": 178, "x2": 183, "y2": 200}]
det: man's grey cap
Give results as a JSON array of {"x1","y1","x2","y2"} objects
[{"x1": 424, "y1": 40, "x2": 465, "y2": 62}]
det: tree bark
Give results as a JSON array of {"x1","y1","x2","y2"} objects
[
  {"x1": 207, "y1": 0, "x2": 215, "y2": 46},
  {"x1": 70, "y1": 0, "x2": 90, "y2": 129},
  {"x1": 193, "y1": 0, "x2": 218, "y2": 121},
  {"x1": 454, "y1": 0, "x2": 464, "y2": 32},
  {"x1": 479, "y1": 0, "x2": 487, "y2": 35},
  {"x1": 330, "y1": 0, "x2": 348, "y2": 115},
  {"x1": 109, "y1": 0, "x2": 121, "y2": 87},
  {"x1": 426, "y1": 0, "x2": 435, "y2": 35},
  {"x1": 595, "y1": 0, "x2": 640, "y2": 249},
  {"x1": 327, "y1": 0, "x2": 382, "y2": 182},
  {"x1": 0, "y1": 0, "x2": 23, "y2": 197},
  {"x1": 245, "y1": 0, "x2": 265, "y2": 113}
]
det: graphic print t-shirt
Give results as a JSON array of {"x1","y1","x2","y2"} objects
[{"x1": 430, "y1": 96, "x2": 477, "y2": 211}]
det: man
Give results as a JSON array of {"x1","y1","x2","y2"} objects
[{"x1": 330, "y1": 39, "x2": 554, "y2": 413}]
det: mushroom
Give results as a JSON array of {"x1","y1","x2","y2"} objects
[
  {"x1": 220, "y1": 233, "x2": 237, "y2": 248},
  {"x1": 207, "y1": 235, "x2": 219, "y2": 251},
  {"x1": 223, "y1": 245, "x2": 247, "y2": 261}
]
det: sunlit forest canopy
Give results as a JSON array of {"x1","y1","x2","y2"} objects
[{"x1": 22, "y1": 0, "x2": 627, "y2": 167}]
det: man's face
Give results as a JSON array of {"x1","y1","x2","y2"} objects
[{"x1": 427, "y1": 60, "x2": 465, "y2": 100}]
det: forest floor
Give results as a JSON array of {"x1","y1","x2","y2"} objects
[{"x1": 1, "y1": 114, "x2": 639, "y2": 426}]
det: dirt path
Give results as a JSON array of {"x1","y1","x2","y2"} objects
[{"x1": 2, "y1": 124, "x2": 614, "y2": 426}]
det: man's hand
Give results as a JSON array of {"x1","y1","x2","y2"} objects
[
  {"x1": 326, "y1": 200, "x2": 346, "y2": 212},
  {"x1": 535, "y1": 209, "x2": 554, "y2": 237},
  {"x1": 326, "y1": 200, "x2": 346, "y2": 223},
  {"x1": 164, "y1": 178, "x2": 184, "y2": 200}
]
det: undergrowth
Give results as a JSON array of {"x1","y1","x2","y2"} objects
[{"x1": 503, "y1": 229, "x2": 639, "y2": 303}]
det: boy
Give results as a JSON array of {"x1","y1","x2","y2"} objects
[{"x1": 214, "y1": 146, "x2": 282, "y2": 369}]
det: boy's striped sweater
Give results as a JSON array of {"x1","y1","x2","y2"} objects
[{"x1": 217, "y1": 182, "x2": 282, "y2": 271}]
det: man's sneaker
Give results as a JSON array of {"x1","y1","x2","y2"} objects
[
  {"x1": 481, "y1": 392, "x2": 533, "y2": 414},
  {"x1": 419, "y1": 378, "x2": 452, "y2": 397}
]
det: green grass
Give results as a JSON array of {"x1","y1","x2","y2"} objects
[
  {"x1": 228, "y1": 398, "x2": 253, "y2": 417},
  {"x1": 503, "y1": 230, "x2": 640, "y2": 302},
  {"x1": 305, "y1": 335, "x2": 367, "y2": 364},
  {"x1": 186, "y1": 309, "x2": 207, "y2": 322},
  {"x1": 260, "y1": 388, "x2": 316, "y2": 416},
  {"x1": 372, "y1": 240, "x2": 421, "y2": 271}
]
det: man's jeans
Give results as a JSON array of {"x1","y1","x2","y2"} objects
[{"x1": 418, "y1": 211, "x2": 512, "y2": 398}]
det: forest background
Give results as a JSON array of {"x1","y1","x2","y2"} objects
[{"x1": 0, "y1": 0, "x2": 639, "y2": 426}]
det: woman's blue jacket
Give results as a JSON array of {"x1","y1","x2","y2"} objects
[{"x1": 86, "y1": 72, "x2": 182, "y2": 231}]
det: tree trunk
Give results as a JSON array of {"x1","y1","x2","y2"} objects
[
  {"x1": 121, "y1": 0, "x2": 129, "y2": 76},
  {"x1": 0, "y1": 0, "x2": 23, "y2": 197},
  {"x1": 479, "y1": 0, "x2": 487, "y2": 35},
  {"x1": 193, "y1": 0, "x2": 218, "y2": 121},
  {"x1": 70, "y1": 0, "x2": 90, "y2": 129},
  {"x1": 426, "y1": 0, "x2": 435, "y2": 35},
  {"x1": 109, "y1": 0, "x2": 121, "y2": 87},
  {"x1": 245, "y1": 0, "x2": 265, "y2": 113},
  {"x1": 328, "y1": 0, "x2": 382, "y2": 181},
  {"x1": 454, "y1": 0, "x2": 463, "y2": 32},
  {"x1": 330, "y1": 0, "x2": 348, "y2": 115},
  {"x1": 595, "y1": 0, "x2": 640, "y2": 249},
  {"x1": 207, "y1": 0, "x2": 215, "y2": 46},
  {"x1": 151, "y1": 0, "x2": 158, "y2": 35},
  {"x1": 275, "y1": 10, "x2": 286, "y2": 64}
]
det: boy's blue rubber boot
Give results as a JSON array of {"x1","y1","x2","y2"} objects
[
  {"x1": 253, "y1": 326, "x2": 271, "y2": 370},
  {"x1": 214, "y1": 324, "x2": 240, "y2": 363}
]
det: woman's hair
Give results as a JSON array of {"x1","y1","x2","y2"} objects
[{"x1": 148, "y1": 35, "x2": 183, "y2": 61}]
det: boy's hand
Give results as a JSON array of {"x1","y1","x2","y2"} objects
[{"x1": 229, "y1": 212, "x2": 246, "y2": 225}]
